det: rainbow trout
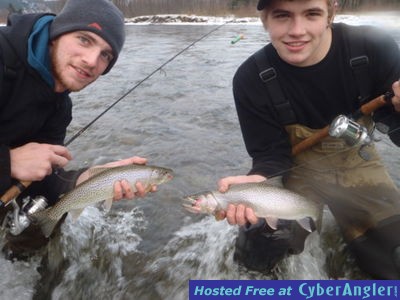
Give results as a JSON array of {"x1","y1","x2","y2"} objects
[
  {"x1": 32, "y1": 164, "x2": 173, "y2": 237},
  {"x1": 183, "y1": 182, "x2": 319, "y2": 232}
]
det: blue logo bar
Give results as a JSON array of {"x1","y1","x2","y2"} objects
[{"x1": 189, "y1": 280, "x2": 400, "y2": 300}]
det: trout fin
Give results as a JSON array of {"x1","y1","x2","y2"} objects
[
  {"x1": 102, "y1": 198, "x2": 113, "y2": 212},
  {"x1": 69, "y1": 208, "x2": 84, "y2": 221},
  {"x1": 31, "y1": 208, "x2": 61, "y2": 238},
  {"x1": 214, "y1": 209, "x2": 225, "y2": 221},
  {"x1": 87, "y1": 167, "x2": 109, "y2": 178},
  {"x1": 296, "y1": 217, "x2": 315, "y2": 233},
  {"x1": 265, "y1": 217, "x2": 278, "y2": 230},
  {"x1": 143, "y1": 184, "x2": 153, "y2": 193}
]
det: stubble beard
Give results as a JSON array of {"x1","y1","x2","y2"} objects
[
  {"x1": 51, "y1": 59, "x2": 84, "y2": 93},
  {"x1": 50, "y1": 45, "x2": 87, "y2": 93}
]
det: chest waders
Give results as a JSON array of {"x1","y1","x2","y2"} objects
[
  {"x1": 236, "y1": 27, "x2": 400, "y2": 278},
  {"x1": 285, "y1": 121, "x2": 400, "y2": 279}
]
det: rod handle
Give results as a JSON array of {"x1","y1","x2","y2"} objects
[
  {"x1": 0, "y1": 181, "x2": 31, "y2": 207},
  {"x1": 291, "y1": 92, "x2": 392, "y2": 156},
  {"x1": 291, "y1": 126, "x2": 330, "y2": 156},
  {"x1": 359, "y1": 92, "x2": 393, "y2": 116}
]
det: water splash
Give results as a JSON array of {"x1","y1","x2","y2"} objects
[
  {"x1": 122, "y1": 212, "x2": 351, "y2": 299},
  {"x1": 0, "y1": 254, "x2": 41, "y2": 300},
  {"x1": 36, "y1": 206, "x2": 147, "y2": 299}
]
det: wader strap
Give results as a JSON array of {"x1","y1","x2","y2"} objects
[
  {"x1": 254, "y1": 47, "x2": 297, "y2": 125},
  {"x1": 346, "y1": 27, "x2": 372, "y2": 105}
]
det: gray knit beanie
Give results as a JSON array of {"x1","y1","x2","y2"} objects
[{"x1": 50, "y1": 0, "x2": 125, "y2": 74}]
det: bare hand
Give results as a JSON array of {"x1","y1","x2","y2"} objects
[
  {"x1": 217, "y1": 174, "x2": 266, "y2": 225},
  {"x1": 76, "y1": 156, "x2": 157, "y2": 201},
  {"x1": 391, "y1": 80, "x2": 400, "y2": 112},
  {"x1": 10, "y1": 142, "x2": 72, "y2": 181}
]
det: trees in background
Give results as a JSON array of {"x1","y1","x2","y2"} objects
[
  {"x1": 112, "y1": 0, "x2": 258, "y2": 17},
  {"x1": 2, "y1": 0, "x2": 400, "y2": 17},
  {"x1": 341, "y1": 0, "x2": 399, "y2": 10},
  {"x1": 114, "y1": 0, "x2": 400, "y2": 17}
]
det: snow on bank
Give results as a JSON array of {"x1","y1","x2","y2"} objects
[
  {"x1": 336, "y1": 11, "x2": 400, "y2": 28},
  {"x1": 125, "y1": 12, "x2": 400, "y2": 29},
  {"x1": 0, "y1": 11, "x2": 400, "y2": 29},
  {"x1": 1, "y1": 12, "x2": 399, "y2": 28},
  {"x1": 125, "y1": 14, "x2": 259, "y2": 25}
]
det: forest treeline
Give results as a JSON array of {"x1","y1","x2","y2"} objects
[
  {"x1": 6, "y1": 0, "x2": 400, "y2": 18},
  {"x1": 340, "y1": 0, "x2": 399, "y2": 10},
  {"x1": 102, "y1": 0, "x2": 400, "y2": 17}
]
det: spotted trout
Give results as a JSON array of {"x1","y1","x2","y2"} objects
[
  {"x1": 183, "y1": 182, "x2": 319, "y2": 232},
  {"x1": 32, "y1": 164, "x2": 173, "y2": 238}
]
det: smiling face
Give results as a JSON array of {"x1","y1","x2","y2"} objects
[
  {"x1": 50, "y1": 31, "x2": 114, "y2": 93},
  {"x1": 261, "y1": 0, "x2": 334, "y2": 67}
]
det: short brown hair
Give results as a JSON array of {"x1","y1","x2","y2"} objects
[{"x1": 260, "y1": 0, "x2": 337, "y2": 28}]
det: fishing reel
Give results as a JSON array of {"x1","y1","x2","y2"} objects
[
  {"x1": 2, "y1": 196, "x2": 48, "y2": 236},
  {"x1": 329, "y1": 115, "x2": 373, "y2": 160},
  {"x1": 329, "y1": 115, "x2": 371, "y2": 146}
]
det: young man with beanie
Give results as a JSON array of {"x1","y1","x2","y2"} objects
[
  {"x1": 0, "y1": 0, "x2": 155, "y2": 258},
  {"x1": 216, "y1": 0, "x2": 400, "y2": 279}
]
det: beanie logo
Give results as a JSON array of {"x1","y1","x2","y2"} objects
[{"x1": 88, "y1": 22, "x2": 102, "y2": 31}]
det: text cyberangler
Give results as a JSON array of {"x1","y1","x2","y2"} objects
[{"x1": 193, "y1": 282, "x2": 399, "y2": 298}]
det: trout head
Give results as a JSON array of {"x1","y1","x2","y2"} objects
[
  {"x1": 182, "y1": 192, "x2": 219, "y2": 216},
  {"x1": 150, "y1": 167, "x2": 174, "y2": 185}
]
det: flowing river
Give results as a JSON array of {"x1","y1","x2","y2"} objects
[{"x1": 1, "y1": 12, "x2": 400, "y2": 300}]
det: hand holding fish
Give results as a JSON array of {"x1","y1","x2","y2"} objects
[
  {"x1": 391, "y1": 80, "x2": 400, "y2": 112},
  {"x1": 183, "y1": 176, "x2": 318, "y2": 233},
  {"x1": 10, "y1": 142, "x2": 72, "y2": 182},
  {"x1": 32, "y1": 163, "x2": 173, "y2": 237},
  {"x1": 76, "y1": 156, "x2": 157, "y2": 200},
  {"x1": 217, "y1": 175, "x2": 267, "y2": 225}
]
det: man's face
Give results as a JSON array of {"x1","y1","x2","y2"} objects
[
  {"x1": 264, "y1": 0, "x2": 332, "y2": 67},
  {"x1": 50, "y1": 31, "x2": 114, "y2": 93}
]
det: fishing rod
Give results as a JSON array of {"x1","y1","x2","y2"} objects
[
  {"x1": 65, "y1": 21, "x2": 231, "y2": 147},
  {"x1": 265, "y1": 91, "x2": 396, "y2": 180},
  {"x1": 291, "y1": 91, "x2": 394, "y2": 155},
  {"x1": 0, "y1": 21, "x2": 232, "y2": 209}
]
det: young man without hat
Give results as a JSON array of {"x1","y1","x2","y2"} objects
[{"x1": 217, "y1": 0, "x2": 400, "y2": 279}]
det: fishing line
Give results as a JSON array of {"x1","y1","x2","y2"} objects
[
  {"x1": 65, "y1": 20, "x2": 233, "y2": 147},
  {"x1": 55, "y1": 20, "x2": 233, "y2": 182}
]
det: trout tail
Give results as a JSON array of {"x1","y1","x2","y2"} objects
[{"x1": 31, "y1": 208, "x2": 61, "y2": 238}]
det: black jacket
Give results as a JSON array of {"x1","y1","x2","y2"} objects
[
  {"x1": 0, "y1": 13, "x2": 82, "y2": 205},
  {"x1": 233, "y1": 23, "x2": 400, "y2": 178}
]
